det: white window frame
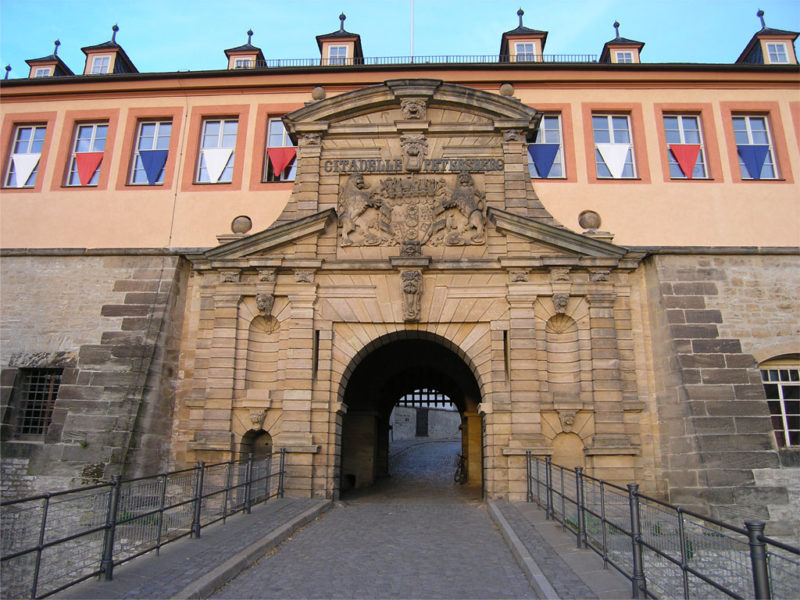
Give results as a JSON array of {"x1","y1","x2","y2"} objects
[
  {"x1": 66, "y1": 122, "x2": 107, "y2": 186},
  {"x1": 529, "y1": 114, "x2": 565, "y2": 179},
  {"x1": 615, "y1": 50, "x2": 634, "y2": 63},
  {"x1": 34, "y1": 67, "x2": 51, "y2": 78},
  {"x1": 732, "y1": 115, "x2": 778, "y2": 179},
  {"x1": 196, "y1": 118, "x2": 238, "y2": 184},
  {"x1": 234, "y1": 58, "x2": 253, "y2": 69},
  {"x1": 515, "y1": 42, "x2": 535, "y2": 62},
  {"x1": 765, "y1": 42, "x2": 789, "y2": 64},
  {"x1": 327, "y1": 45, "x2": 348, "y2": 65},
  {"x1": 592, "y1": 114, "x2": 637, "y2": 179},
  {"x1": 90, "y1": 55, "x2": 111, "y2": 74},
  {"x1": 4, "y1": 124, "x2": 46, "y2": 188},
  {"x1": 129, "y1": 120, "x2": 172, "y2": 185},
  {"x1": 663, "y1": 114, "x2": 708, "y2": 179},
  {"x1": 761, "y1": 363, "x2": 800, "y2": 448},
  {"x1": 264, "y1": 118, "x2": 296, "y2": 182}
]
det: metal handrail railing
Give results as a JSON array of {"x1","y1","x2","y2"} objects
[
  {"x1": 1, "y1": 449, "x2": 286, "y2": 599},
  {"x1": 525, "y1": 453, "x2": 800, "y2": 600}
]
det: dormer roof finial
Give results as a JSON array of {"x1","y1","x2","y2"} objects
[
  {"x1": 4, "y1": 65, "x2": 11, "y2": 80},
  {"x1": 757, "y1": 9, "x2": 766, "y2": 29},
  {"x1": 613, "y1": 21, "x2": 621, "y2": 39},
  {"x1": 339, "y1": 13, "x2": 346, "y2": 31},
  {"x1": 517, "y1": 8, "x2": 524, "y2": 27},
  {"x1": 54, "y1": 39, "x2": 61, "y2": 56},
  {"x1": 247, "y1": 29, "x2": 253, "y2": 44},
  {"x1": 111, "y1": 24, "x2": 119, "y2": 43}
]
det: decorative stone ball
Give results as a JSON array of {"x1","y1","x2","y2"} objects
[
  {"x1": 578, "y1": 210, "x2": 602, "y2": 231},
  {"x1": 499, "y1": 83, "x2": 515, "y2": 97},
  {"x1": 311, "y1": 86, "x2": 326, "y2": 101},
  {"x1": 231, "y1": 215, "x2": 253, "y2": 234}
]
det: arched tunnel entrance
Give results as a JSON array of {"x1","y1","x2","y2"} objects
[{"x1": 338, "y1": 333, "x2": 483, "y2": 496}]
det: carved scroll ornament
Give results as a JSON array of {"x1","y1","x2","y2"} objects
[{"x1": 401, "y1": 269, "x2": 423, "y2": 322}]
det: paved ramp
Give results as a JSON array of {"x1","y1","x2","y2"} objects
[{"x1": 211, "y1": 439, "x2": 536, "y2": 599}]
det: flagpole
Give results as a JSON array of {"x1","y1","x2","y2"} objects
[{"x1": 410, "y1": 0, "x2": 414, "y2": 60}]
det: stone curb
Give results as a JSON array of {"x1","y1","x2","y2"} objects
[
  {"x1": 170, "y1": 499, "x2": 332, "y2": 600},
  {"x1": 487, "y1": 501, "x2": 559, "y2": 600}
]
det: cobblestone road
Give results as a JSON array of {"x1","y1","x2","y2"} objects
[{"x1": 211, "y1": 439, "x2": 535, "y2": 599}]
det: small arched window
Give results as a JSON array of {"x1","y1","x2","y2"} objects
[{"x1": 760, "y1": 355, "x2": 799, "y2": 448}]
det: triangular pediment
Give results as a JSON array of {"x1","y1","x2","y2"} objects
[
  {"x1": 201, "y1": 209, "x2": 335, "y2": 261},
  {"x1": 488, "y1": 207, "x2": 628, "y2": 258}
]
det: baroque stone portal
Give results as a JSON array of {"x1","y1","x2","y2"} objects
[{"x1": 337, "y1": 172, "x2": 487, "y2": 247}]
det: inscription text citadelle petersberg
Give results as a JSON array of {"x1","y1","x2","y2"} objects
[{"x1": 324, "y1": 158, "x2": 505, "y2": 174}]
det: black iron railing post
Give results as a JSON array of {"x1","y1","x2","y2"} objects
[
  {"x1": 30, "y1": 494, "x2": 51, "y2": 598},
  {"x1": 191, "y1": 462, "x2": 205, "y2": 538},
  {"x1": 100, "y1": 476, "x2": 122, "y2": 581},
  {"x1": 677, "y1": 508, "x2": 690, "y2": 599},
  {"x1": 544, "y1": 456, "x2": 553, "y2": 520},
  {"x1": 628, "y1": 483, "x2": 646, "y2": 599},
  {"x1": 745, "y1": 521, "x2": 771, "y2": 600},
  {"x1": 278, "y1": 448, "x2": 286, "y2": 498},
  {"x1": 526, "y1": 451, "x2": 532, "y2": 502},
  {"x1": 575, "y1": 466, "x2": 586, "y2": 549},
  {"x1": 600, "y1": 481, "x2": 609, "y2": 568},
  {"x1": 559, "y1": 466, "x2": 565, "y2": 525},
  {"x1": 222, "y1": 460, "x2": 233, "y2": 522},
  {"x1": 264, "y1": 455, "x2": 271, "y2": 500},
  {"x1": 244, "y1": 453, "x2": 254, "y2": 514},
  {"x1": 155, "y1": 472, "x2": 167, "y2": 555},
  {"x1": 535, "y1": 458, "x2": 541, "y2": 507}
]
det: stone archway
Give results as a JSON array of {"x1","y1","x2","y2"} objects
[{"x1": 337, "y1": 332, "x2": 483, "y2": 494}]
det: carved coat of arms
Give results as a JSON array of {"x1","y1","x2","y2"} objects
[{"x1": 337, "y1": 171, "x2": 486, "y2": 247}]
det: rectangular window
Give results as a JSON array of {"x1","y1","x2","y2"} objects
[
  {"x1": 515, "y1": 42, "x2": 535, "y2": 61},
  {"x1": 328, "y1": 46, "x2": 347, "y2": 65},
  {"x1": 762, "y1": 368, "x2": 800, "y2": 447},
  {"x1": 196, "y1": 118, "x2": 238, "y2": 183},
  {"x1": 66, "y1": 122, "x2": 107, "y2": 186},
  {"x1": 766, "y1": 42, "x2": 789, "y2": 64},
  {"x1": 663, "y1": 115, "x2": 708, "y2": 179},
  {"x1": 234, "y1": 58, "x2": 253, "y2": 69},
  {"x1": 264, "y1": 118, "x2": 297, "y2": 182},
  {"x1": 528, "y1": 114, "x2": 565, "y2": 179},
  {"x1": 12, "y1": 369, "x2": 62, "y2": 439},
  {"x1": 4, "y1": 125, "x2": 46, "y2": 188},
  {"x1": 91, "y1": 55, "x2": 111, "y2": 74},
  {"x1": 592, "y1": 114, "x2": 636, "y2": 178},
  {"x1": 34, "y1": 67, "x2": 51, "y2": 78},
  {"x1": 130, "y1": 120, "x2": 172, "y2": 185},
  {"x1": 615, "y1": 51, "x2": 634, "y2": 63},
  {"x1": 732, "y1": 115, "x2": 778, "y2": 179}
]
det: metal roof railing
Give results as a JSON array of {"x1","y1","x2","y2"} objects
[{"x1": 237, "y1": 54, "x2": 598, "y2": 69}]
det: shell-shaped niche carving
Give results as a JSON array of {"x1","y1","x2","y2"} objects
[
  {"x1": 545, "y1": 314, "x2": 580, "y2": 397},
  {"x1": 246, "y1": 315, "x2": 280, "y2": 390}
]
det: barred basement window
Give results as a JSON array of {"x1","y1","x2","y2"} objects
[
  {"x1": 761, "y1": 364, "x2": 799, "y2": 448},
  {"x1": 13, "y1": 369, "x2": 62, "y2": 439}
]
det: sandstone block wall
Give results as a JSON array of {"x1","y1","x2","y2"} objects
[
  {"x1": 646, "y1": 252, "x2": 800, "y2": 540},
  {"x1": 0, "y1": 252, "x2": 186, "y2": 498}
]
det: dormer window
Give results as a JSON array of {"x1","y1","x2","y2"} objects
[
  {"x1": 234, "y1": 58, "x2": 253, "y2": 69},
  {"x1": 34, "y1": 67, "x2": 51, "y2": 78},
  {"x1": 90, "y1": 55, "x2": 111, "y2": 74},
  {"x1": 615, "y1": 51, "x2": 634, "y2": 63},
  {"x1": 766, "y1": 42, "x2": 789, "y2": 63},
  {"x1": 328, "y1": 46, "x2": 348, "y2": 65},
  {"x1": 515, "y1": 42, "x2": 535, "y2": 61}
]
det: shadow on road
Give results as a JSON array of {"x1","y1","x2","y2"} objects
[{"x1": 341, "y1": 437, "x2": 482, "y2": 504}]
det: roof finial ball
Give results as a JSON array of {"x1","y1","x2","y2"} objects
[
  {"x1": 111, "y1": 24, "x2": 119, "y2": 43},
  {"x1": 613, "y1": 21, "x2": 621, "y2": 39},
  {"x1": 339, "y1": 13, "x2": 346, "y2": 31},
  {"x1": 247, "y1": 29, "x2": 253, "y2": 44},
  {"x1": 757, "y1": 9, "x2": 766, "y2": 29},
  {"x1": 4, "y1": 65, "x2": 11, "y2": 81},
  {"x1": 517, "y1": 8, "x2": 524, "y2": 27},
  {"x1": 54, "y1": 39, "x2": 61, "y2": 56}
]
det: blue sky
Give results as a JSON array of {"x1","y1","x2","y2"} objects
[{"x1": 1, "y1": 0, "x2": 799, "y2": 78}]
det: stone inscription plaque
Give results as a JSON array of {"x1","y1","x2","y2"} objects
[{"x1": 337, "y1": 172, "x2": 486, "y2": 247}]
